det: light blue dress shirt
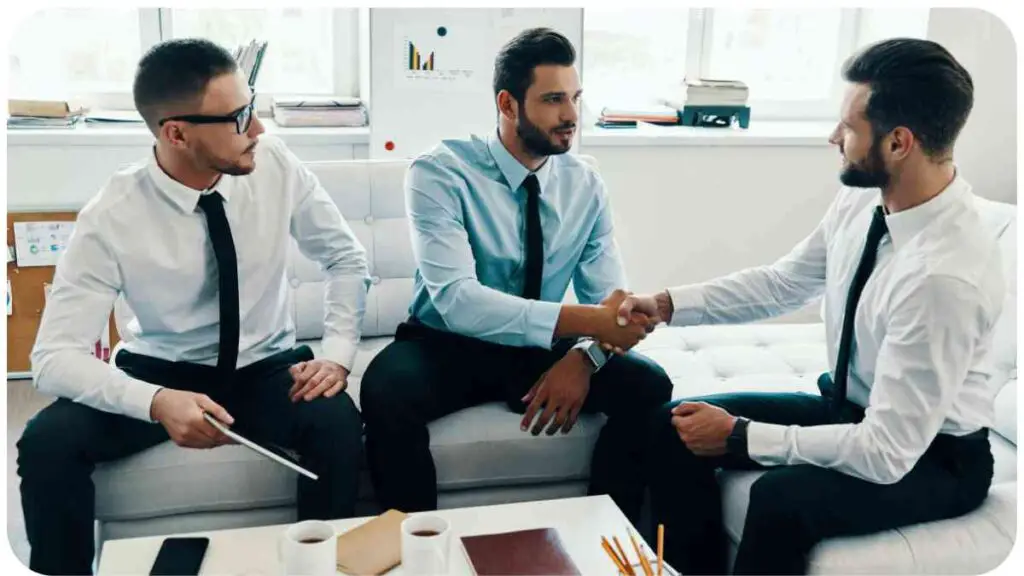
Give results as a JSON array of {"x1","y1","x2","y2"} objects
[{"x1": 405, "y1": 131, "x2": 627, "y2": 349}]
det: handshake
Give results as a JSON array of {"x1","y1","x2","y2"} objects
[{"x1": 586, "y1": 289, "x2": 673, "y2": 354}]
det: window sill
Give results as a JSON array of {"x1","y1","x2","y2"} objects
[
  {"x1": 7, "y1": 119, "x2": 834, "y2": 149},
  {"x1": 6, "y1": 119, "x2": 371, "y2": 148},
  {"x1": 581, "y1": 120, "x2": 836, "y2": 147}
]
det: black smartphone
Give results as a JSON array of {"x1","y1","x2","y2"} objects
[{"x1": 150, "y1": 536, "x2": 209, "y2": 575}]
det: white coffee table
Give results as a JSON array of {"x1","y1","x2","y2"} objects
[{"x1": 97, "y1": 495, "x2": 673, "y2": 575}]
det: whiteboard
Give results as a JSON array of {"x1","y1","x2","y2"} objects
[{"x1": 368, "y1": 8, "x2": 584, "y2": 160}]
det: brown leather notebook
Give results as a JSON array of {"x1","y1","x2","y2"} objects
[
  {"x1": 461, "y1": 528, "x2": 581, "y2": 575},
  {"x1": 335, "y1": 509, "x2": 408, "y2": 575}
]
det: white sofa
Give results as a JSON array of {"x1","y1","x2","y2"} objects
[{"x1": 98, "y1": 159, "x2": 1016, "y2": 573}]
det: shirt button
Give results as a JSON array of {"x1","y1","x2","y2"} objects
[
  {"x1": 364, "y1": 215, "x2": 374, "y2": 225},
  {"x1": 371, "y1": 275, "x2": 382, "y2": 285}
]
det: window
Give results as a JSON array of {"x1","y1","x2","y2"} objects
[
  {"x1": 9, "y1": 8, "x2": 145, "y2": 99},
  {"x1": 8, "y1": 7, "x2": 359, "y2": 109},
  {"x1": 583, "y1": 8, "x2": 931, "y2": 120},
  {"x1": 581, "y1": 9, "x2": 689, "y2": 118},
  {"x1": 168, "y1": 9, "x2": 336, "y2": 95}
]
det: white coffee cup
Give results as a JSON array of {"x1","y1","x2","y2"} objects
[
  {"x1": 279, "y1": 520, "x2": 336, "y2": 576},
  {"x1": 401, "y1": 514, "x2": 452, "y2": 575}
]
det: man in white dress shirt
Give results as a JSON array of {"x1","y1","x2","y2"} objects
[
  {"x1": 17, "y1": 39, "x2": 370, "y2": 575},
  {"x1": 622, "y1": 39, "x2": 1004, "y2": 574}
]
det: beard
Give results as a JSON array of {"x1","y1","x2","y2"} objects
[
  {"x1": 195, "y1": 139, "x2": 257, "y2": 176},
  {"x1": 839, "y1": 136, "x2": 890, "y2": 189},
  {"x1": 516, "y1": 110, "x2": 574, "y2": 157}
]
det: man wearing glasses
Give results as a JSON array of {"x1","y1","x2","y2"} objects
[{"x1": 17, "y1": 38, "x2": 369, "y2": 575}]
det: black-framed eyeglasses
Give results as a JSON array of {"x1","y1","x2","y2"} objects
[{"x1": 159, "y1": 93, "x2": 257, "y2": 135}]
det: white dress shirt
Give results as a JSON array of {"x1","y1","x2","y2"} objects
[
  {"x1": 31, "y1": 135, "x2": 370, "y2": 421},
  {"x1": 668, "y1": 173, "x2": 1005, "y2": 484}
]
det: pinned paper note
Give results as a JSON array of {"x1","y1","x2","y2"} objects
[
  {"x1": 13, "y1": 221, "x2": 74, "y2": 267},
  {"x1": 6, "y1": 278, "x2": 12, "y2": 316}
]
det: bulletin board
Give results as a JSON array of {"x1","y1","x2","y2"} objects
[
  {"x1": 6, "y1": 211, "x2": 118, "y2": 375},
  {"x1": 368, "y1": 8, "x2": 584, "y2": 160}
]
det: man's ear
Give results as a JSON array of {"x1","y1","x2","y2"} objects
[
  {"x1": 888, "y1": 126, "x2": 915, "y2": 162},
  {"x1": 496, "y1": 90, "x2": 518, "y2": 122},
  {"x1": 160, "y1": 121, "x2": 189, "y2": 149}
]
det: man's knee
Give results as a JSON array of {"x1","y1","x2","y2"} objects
[
  {"x1": 304, "y1": 391, "x2": 362, "y2": 440},
  {"x1": 359, "y1": 357, "x2": 423, "y2": 426},
  {"x1": 615, "y1": 352, "x2": 674, "y2": 405},
  {"x1": 745, "y1": 468, "x2": 811, "y2": 530},
  {"x1": 17, "y1": 401, "x2": 83, "y2": 478},
  {"x1": 648, "y1": 400, "x2": 689, "y2": 453}
]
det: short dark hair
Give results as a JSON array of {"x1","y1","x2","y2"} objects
[
  {"x1": 493, "y1": 27, "x2": 576, "y2": 103},
  {"x1": 133, "y1": 38, "x2": 238, "y2": 130},
  {"x1": 842, "y1": 38, "x2": 973, "y2": 157}
]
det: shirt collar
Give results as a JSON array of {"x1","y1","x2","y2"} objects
[
  {"x1": 146, "y1": 148, "x2": 236, "y2": 213},
  {"x1": 883, "y1": 169, "x2": 970, "y2": 249},
  {"x1": 487, "y1": 130, "x2": 554, "y2": 194}
]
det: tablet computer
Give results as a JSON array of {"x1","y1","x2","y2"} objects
[{"x1": 203, "y1": 412, "x2": 319, "y2": 480}]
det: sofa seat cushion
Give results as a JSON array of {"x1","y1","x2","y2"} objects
[
  {"x1": 94, "y1": 442, "x2": 296, "y2": 522},
  {"x1": 425, "y1": 402, "x2": 604, "y2": 491},
  {"x1": 720, "y1": 472, "x2": 1016, "y2": 574}
]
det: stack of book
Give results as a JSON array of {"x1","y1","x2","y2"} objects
[
  {"x1": 597, "y1": 104, "x2": 680, "y2": 128},
  {"x1": 272, "y1": 96, "x2": 368, "y2": 127},
  {"x1": 7, "y1": 99, "x2": 87, "y2": 129},
  {"x1": 234, "y1": 39, "x2": 269, "y2": 88},
  {"x1": 661, "y1": 78, "x2": 749, "y2": 109}
]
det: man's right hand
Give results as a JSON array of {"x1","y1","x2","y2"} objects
[
  {"x1": 617, "y1": 291, "x2": 674, "y2": 326},
  {"x1": 600, "y1": 291, "x2": 673, "y2": 354},
  {"x1": 592, "y1": 289, "x2": 654, "y2": 351},
  {"x1": 149, "y1": 389, "x2": 235, "y2": 449}
]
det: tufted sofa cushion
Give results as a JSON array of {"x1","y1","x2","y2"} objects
[{"x1": 290, "y1": 160, "x2": 416, "y2": 340}]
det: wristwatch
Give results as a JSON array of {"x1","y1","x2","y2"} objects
[
  {"x1": 727, "y1": 417, "x2": 750, "y2": 458},
  {"x1": 574, "y1": 339, "x2": 609, "y2": 373}
]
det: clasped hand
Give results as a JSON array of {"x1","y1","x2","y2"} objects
[{"x1": 595, "y1": 289, "x2": 659, "y2": 354}]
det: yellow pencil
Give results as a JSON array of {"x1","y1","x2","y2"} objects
[
  {"x1": 657, "y1": 524, "x2": 664, "y2": 576},
  {"x1": 628, "y1": 530, "x2": 653, "y2": 576},
  {"x1": 613, "y1": 536, "x2": 634, "y2": 576},
  {"x1": 602, "y1": 538, "x2": 630, "y2": 575}
]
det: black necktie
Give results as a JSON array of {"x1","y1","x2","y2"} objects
[
  {"x1": 832, "y1": 206, "x2": 888, "y2": 414},
  {"x1": 522, "y1": 174, "x2": 543, "y2": 300},
  {"x1": 197, "y1": 192, "x2": 240, "y2": 375}
]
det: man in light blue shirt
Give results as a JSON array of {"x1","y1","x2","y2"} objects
[{"x1": 360, "y1": 28, "x2": 672, "y2": 522}]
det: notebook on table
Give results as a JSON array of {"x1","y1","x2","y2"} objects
[
  {"x1": 461, "y1": 527, "x2": 580, "y2": 575},
  {"x1": 335, "y1": 509, "x2": 408, "y2": 575}
]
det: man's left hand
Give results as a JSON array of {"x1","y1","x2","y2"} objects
[
  {"x1": 671, "y1": 401, "x2": 737, "y2": 456},
  {"x1": 520, "y1": 351, "x2": 593, "y2": 436},
  {"x1": 289, "y1": 360, "x2": 349, "y2": 402}
]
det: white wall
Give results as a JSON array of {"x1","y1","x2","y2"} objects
[
  {"x1": 928, "y1": 8, "x2": 1017, "y2": 199},
  {"x1": 5, "y1": 8, "x2": 1014, "y2": 325},
  {"x1": 589, "y1": 144, "x2": 838, "y2": 302}
]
